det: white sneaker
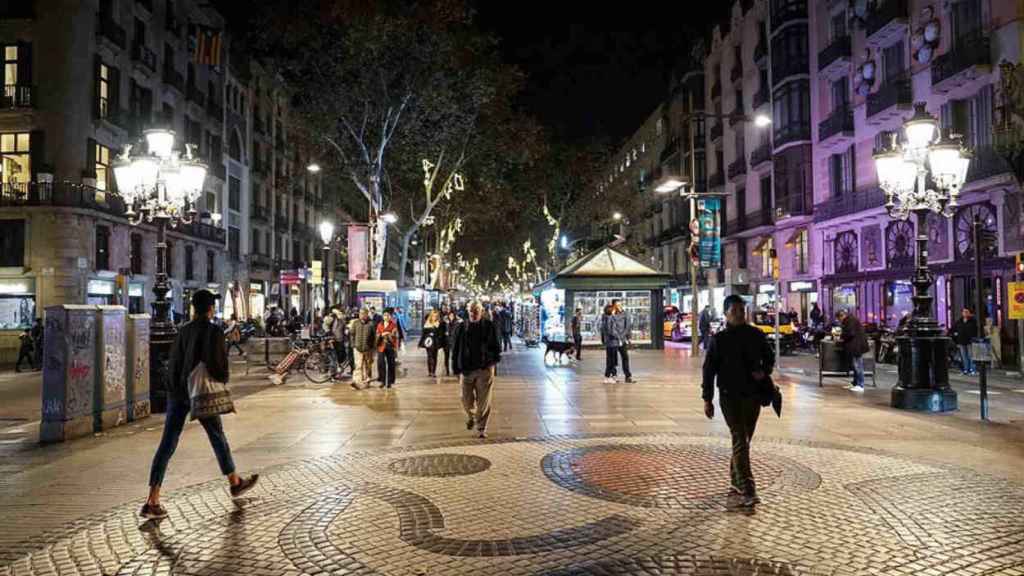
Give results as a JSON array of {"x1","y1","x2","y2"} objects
[
  {"x1": 603, "y1": 377, "x2": 615, "y2": 384},
  {"x1": 848, "y1": 384, "x2": 864, "y2": 392}
]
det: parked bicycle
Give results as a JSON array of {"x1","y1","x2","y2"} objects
[{"x1": 268, "y1": 334, "x2": 335, "y2": 384}]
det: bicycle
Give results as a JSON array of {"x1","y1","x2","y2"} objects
[{"x1": 268, "y1": 334, "x2": 335, "y2": 384}]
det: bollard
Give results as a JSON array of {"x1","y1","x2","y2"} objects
[
  {"x1": 126, "y1": 314, "x2": 151, "y2": 422},
  {"x1": 40, "y1": 306, "x2": 97, "y2": 443},
  {"x1": 95, "y1": 306, "x2": 128, "y2": 431}
]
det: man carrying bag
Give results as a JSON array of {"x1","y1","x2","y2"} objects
[{"x1": 141, "y1": 289, "x2": 258, "y2": 520}]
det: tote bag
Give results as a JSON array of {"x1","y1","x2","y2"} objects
[{"x1": 189, "y1": 361, "x2": 236, "y2": 420}]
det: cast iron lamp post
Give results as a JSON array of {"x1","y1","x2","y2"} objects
[
  {"x1": 319, "y1": 220, "x2": 334, "y2": 310},
  {"x1": 873, "y1": 102, "x2": 971, "y2": 412},
  {"x1": 113, "y1": 128, "x2": 208, "y2": 413}
]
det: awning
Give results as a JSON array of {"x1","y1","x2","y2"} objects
[
  {"x1": 784, "y1": 228, "x2": 805, "y2": 248},
  {"x1": 752, "y1": 236, "x2": 772, "y2": 256},
  {"x1": 357, "y1": 279, "x2": 398, "y2": 294}
]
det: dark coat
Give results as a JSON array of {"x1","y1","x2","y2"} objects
[
  {"x1": 840, "y1": 315, "x2": 870, "y2": 356},
  {"x1": 451, "y1": 318, "x2": 501, "y2": 375},
  {"x1": 702, "y1": 322, "x2": 775, "y2": 402},
  {"x1": 169, "y1": 319, "x2": 229, "y2": 403},
  {"x1": 571, "y1": 315, "x2": 582, "y2": 339},
  {"x1": 419, "y1": 322, "x2": 447, "y2": 351},
  {"x1": 951, "y1": 317, "x2": 978, "y2": 346}
]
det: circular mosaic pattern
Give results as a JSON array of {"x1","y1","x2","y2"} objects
[
  {"x1": 542, "y1": 443, "x2": 821, "y2": 508},
  {"x1": 387, "y1": 453, "x2": 492, "y2": 477}
]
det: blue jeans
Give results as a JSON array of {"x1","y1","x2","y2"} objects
[
  {"x1": 149, "y1": 398, "x2": 236, "y2": 487},
  {"x1": 959, "y1": 344, "x2": 975, "y2": 374},
  {"x1": 851, "y1": 354, "x2": 865, "y2": 387}
]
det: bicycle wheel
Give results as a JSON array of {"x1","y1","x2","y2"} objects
[{"x1": 303, "y1": 350, "x2": 334, "y2": 383}]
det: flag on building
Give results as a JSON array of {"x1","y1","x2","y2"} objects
[{"x1": 189, "y1": 24, "x2": 222, "y2": 67}]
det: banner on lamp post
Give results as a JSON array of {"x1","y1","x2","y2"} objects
[
  {"x1": 348, "y1": 225, "x2": 369, "y2": 281},
  {"x1": 698, "y1": 197, "x2": 721, "y2": 268},
  {"x1": 1009, "y1": 282, "x2": 1024, "y2": 320}
]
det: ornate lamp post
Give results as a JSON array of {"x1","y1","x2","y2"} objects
[
  {"x1": 113, "y1": 128, "x2": 207, "y2": 413},
  {"x1": 318, "y1": 220, "x2": 335, "y2": 310},
  {"x1": 873, "y1": 103, "x2": 971, "y2": 412}
]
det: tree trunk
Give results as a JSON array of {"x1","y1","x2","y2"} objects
[
  {"x1": 370, "y1": 177, "x2": 386, "y2": 280},
  {"x1": 397, "y1": 225, "x2": 419, "y2": 287}
]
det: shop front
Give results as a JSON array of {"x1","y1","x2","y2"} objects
[
  {"x1": 86, "y1": 278, "x2": 116, "y2": 306},
  {"x1": 127, "y1": 283, "x2": 145, "y2": 314},
  {"x1": 755, "y1": 282, "x2": 776, "y2": 309},
  {"x1": 786, "y1": 280, "x2": 818, "y2": 324},
  {"x1": 249, "y1": 281, "x2": 267, "y2": 321},
  {"x1": 0, "y1": 277, "x2": 35, "y2": 330},
  {"x1": 533, "y1": 246, "x2": 670, "y2": 349}
]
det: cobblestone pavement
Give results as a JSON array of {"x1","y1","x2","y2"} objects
[
  {"x1": 2, "y1": 433, "x2": 1023, "y2": 575},
  {"x1": 1, "y1": 345, "x2": 1024, "y2": 575}
]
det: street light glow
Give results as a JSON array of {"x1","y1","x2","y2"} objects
[
  {"x1": 655, "y1": 178, "x2": 687, "y2": 193},
  {"x1": 381, "y1": 212, "x2": 399, "y2": 224},
  {"x1": 612, "y1": 212, "x2": 622, "y2": 221},
  {"x1": 753, "y1": 114, "x2": 772, "y2": 128},
  {"x1": 319, "y1": 221, "x2": 335, "y2": 244},
  {"x1": 560, "y1": 235, "x2": 568, "y2": 249},
  {"x1": 306, "y1": 163, "x2": 321, "y2": 173}
]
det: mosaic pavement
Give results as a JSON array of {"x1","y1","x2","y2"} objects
[{"x1": 1, "y1": 433, "x2": 1023, "y2": 576}]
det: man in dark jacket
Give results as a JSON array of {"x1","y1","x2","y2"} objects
[
  {"x1": 451, "y1": 300, "x2": 502, "y2": 439},
  {"x1": 349, "y1": 308, "x2": 377, "y2": 389},
  {"x1": 571, "y1": 308, "x2": 583, "y2": 361},
  {"x1": 951, "y1": 307, "x2": 978, "y2": 375},
  {"x1": 142, "y1": 289, "x2": 258, "y2": 520},
  {"x1": 838, "y1": 309, "x2": 870, "y2": 390},
  {"x1": 698, "y1": 305, "x2": 713, "y2": 351},
  {"x1": 703, "y1": 294, "x2": 774, "y2": 509}
]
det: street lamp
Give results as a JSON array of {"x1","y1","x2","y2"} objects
[
  {"x1": 306, "y1": 163, "x2": 321, "y2": 173},
  {"x1": 113, "y1": 128, "x2": 207, "y2": 413},
  {"x1": 612, "y1": 211, "x2": 623, "y2": 221},
  {"x1": 381, "y1": 211, "x2": 399, "y2": 224},
  {"x1": 873, "y1": 102, "x2": 970, "y2": 412},
  {"x1": 319, "y1": 221, "x2": 334, "y2": 310}
]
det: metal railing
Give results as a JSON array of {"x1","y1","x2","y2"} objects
[
  {"x1": 250, "y1": 253, "x2": 272, "y2": 270},
  {"x1": 726, "y1": 207, "x2": 773, "y2": 235},
  {"x1": 865, "y1": 0, "x2": 908, "y2": 40},
  {"x1": 752, "y1": 86, "x2": 769, "y2": 109},
  {"x1": 727, "y1": 156, "x2": 747, "y2": 179},
  {"x1": 773, "y1": 123, "x2": 811, "y2": 148},
  {"x1": 774, "y1": 193, "x2": 812, "y2": 218},
  {"x1": 251, "y1": 205, "x2": 269, "y2": 222},
  {"x1": 813, "y1": 187, "x2": 886, "y2": 222},
  {"x1": 2, "y1": 85, "x2": 33, "y2": 108},
  {"x1": 770, "y1": 0, "x2": 807, "y2": 32},
  {"x1": 818, "y1": 105, "x2": 854, "y2": 141},
  {"x1": 966, "y1": 146, "x2": 1012, "y2": 184},
  {"x1": 162, "y1": 66, "x2": 184, "y2": 92},
  {"x1": 709, "y1": 171, "x2": 725, "y2": 189},
  {"x1": 866, "y1": 77, "x2": 912, "y2": 118},
  {"x1": 750, "y1": 141, "x2": 771, "y2": 167},
  {"x1": 932, "y1": 35, "x2": 991, "y2": 87},
  {"x1": 818, "y1": 36, "x2": 851, "y2": 72}
]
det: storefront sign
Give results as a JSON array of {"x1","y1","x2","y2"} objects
[
  {"x1": 789, "y1": 280, "x2": 816, "y2": 292},
  {"x1": 250, "y1": 282, "x2": 263, "y2": 293},
  {"x1": 697, "y1": 198, "x2": 721, "y2": 268},
  {"x1": 1009, "y1": 282, "x2": 1024, "y2": 320},
  {"x1": 348, "y1": 225, "x2": 369, "y2": 281},
  {"x1": 280, "y1": 270, "x2": 302, "y2": 285},
  {"x1": 87, "y1": 279, "x2": 116, "y2": 295},
  {"x1": 0, "y1": 278, "x2": 34, "y2": 295},
  {"x1": 758, "y1": 283, "x2": 776, "y2": 294},
  {"x1": 311, "y1": 260, "x2": 323, "y2": 284},
  {"x1": 128, "y1": 284, "x2": 144, "y2": 297}
]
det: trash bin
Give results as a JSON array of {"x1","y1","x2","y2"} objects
[
  {"x1": 40, "y1": 305, "x2": 97, "y2": 443},
  {"x1": 126, "y1": 314, "x2": 151, "y2": 422},
  {"x1": 95, "y1": 306, "x2": 127, "y2": 431}
]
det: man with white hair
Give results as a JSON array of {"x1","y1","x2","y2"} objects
[{"x1": 451, "y1": 300, "x2": 502, "y2": 438}]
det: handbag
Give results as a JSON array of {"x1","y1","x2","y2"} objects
[
  {"x1": 189, "y1": 361, "x2": 235, "y2": 420},
  {"x1": 422, "y1": 335, "x2": 434, "y2": 349}
]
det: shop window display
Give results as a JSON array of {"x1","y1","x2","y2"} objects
[{"x1": 574, "y1": 290, "x2": 652, "y2": 344}]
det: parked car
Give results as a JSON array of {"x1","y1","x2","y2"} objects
[{"x1": 752, "y1": 310, "x2": 799, "y2": 354}]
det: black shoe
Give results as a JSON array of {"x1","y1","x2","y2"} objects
[
  {"x1": 466, "y1": 417, "x2": 474, "y2": 430},
  {"x1": 478, "y1": 430, "x2": 487, "y2": 439},
  {"x1": 140, "y1": 503, "x2": 168, "y2": 519},
  {"x1": 625, "y1": 377, "x2": 635, "y2": 384},
  {"x1": 230, "y1": 474, "x2": 260, "y2": 498}
]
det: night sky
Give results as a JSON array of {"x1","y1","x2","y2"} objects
[{"x1": 473, "y1": 2, "x2": 730, "y2": 144}]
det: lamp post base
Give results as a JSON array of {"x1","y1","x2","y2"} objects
[
  {"x1": 891, "y1": 386, "x2": 958, "y2": 412},
  {"x1": 148, "y1": 325, "x2": 175, "y2": 414}
]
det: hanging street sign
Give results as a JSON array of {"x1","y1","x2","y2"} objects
[{"x1": 697, "y1": 197, "x2": 721, "y2": 269}]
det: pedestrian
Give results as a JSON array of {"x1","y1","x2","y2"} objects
[
  {"x1": 224, "y1": 314, "x2": 244, "y2": 356},
  {"x1": 443, "y1": 309, "x2": 460, "y2": 377},
  {"x1": 699, "y1": 305, "x2": 713, "y2": 351},
  {"x1": 499, "y1": 305, "x2": 513, "y2": 351},
  {"x1": 419, "y1": 309, "x2": 446, "y2": 379},
  {"x1": 328, "y1": 307, "x2": 348, "y2": 376},
  {"x1": 348, "y1": 308, "x2": 376, "y2": 390},
  {"x1": 570, "y1": 308, "x2": 583, "y2": 361},
  {"x1": 14, "y1": 327, "x2": 34, "y2": 372},
  {"x1": 599, "y1": 304, "x2": 618, "y2": 383},
  {"x1": 287, "y1": 308, "x2": 303, "y2": 334},
  {"x1": 30, "y1": 318, "x2": 44, "y2": 369},
  {"x1": 375, "y1": 308, "x2": 402, "y2": 389},
  {"x1": 951, "y1": 307, "x2": 979, "y2": 375},
  {"x1": 702, "y1": 294, "x2": 774, "y2": 509},
  {"x1": 141, "y1": 289, "x2": 258, "y2": 520},
  {"x1": 837, "y1": 309, "x2": 870, "y2": 391},
  {"x1": 451, "y1": 300, "x2": 502, "y2": 439},
  {"x1": 601, "y1": 300, "x2": 634, "y2": 383}
]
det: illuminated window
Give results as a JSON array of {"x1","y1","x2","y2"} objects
[
  {"x1": 95, "y1": 143, "x2": 112, "y2": 191},
  {"x1": 3, "y1": 46, "x2": 17, "y2": 86},
  {"x1": 99, "y1": 63, "x2": 110, "y2": 118},
  {"x1": 0, "y1": 132, "x2": 30, "y2": 189}
]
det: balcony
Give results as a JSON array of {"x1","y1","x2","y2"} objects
[
  {"x1": 774, "y1": 193, "x2": 812, "y2": 220},
  {"x1": 866, "y1": 77, "x2": 912, "y2": 124},
  {"x1": 727, "y1": 156, "x2": 747, "y2": 181},
  {"x1": 275, "y1": 214, "x2": 289, "y2": 230},
  {"x1": 181, "y1": 221, "x2": 226, "y2": 243},
  {"x1": 186, "y1": 84, "x2": 205, "y2": 106},
  {"x1": 770, "y1": 0, "x2": 806, "y2": 33},
  {"x1": 813, "y1": 187, "x2": 886, "y2": 223},
  {"x1": 965, "y1": 146, "x2": 1013, "y2": 186},
  {"x1": 726, "y1": 208, "x2": 773, "y2": 235},
  {"x1": 162, "y1": 66, "x2": 184, "y2": 93},
  {"x1": 0, "y1": 181, "x2": 125, "y2": 217},
  {"x1": 773, "y1": 122, "x2": 810, "y2": 150},
  {"x1": 818, "y1": 36, "x2": 851, "y2": 79},
  {"x1": 210, "y1": 161, "x2": 226, "y2": 182},
  {"x1": 709, "y1": 171, "x2": 725, "y2": 190},
  {"x1": 2, "y1": 85, "x2": 34, "y2": 109},
  {"x1": 931, "y1": 35, "x2": 991, "y2": 94},
  {"x1": 865, "y1": 0, "x2": 908, "y2": 50},
  {"x1": 752, "y1": 86, "x2": 769, "y2": 110},
  {"x1": 750, "y1": 141, "x2": 771, "y2": 168},
  {"x1": 709, "y1": 122, "x2": 723, "y2": 142},
  {"x1": 773, "y1": 57, "x2": 809, "y2": 87},
  {"x1": 251, "y1": 205, "x2": 269, "y2": 223},
  {"x1": 250, "y1": 253, "x2": 272, "y2": 271},
  {"x1": 711, "y1": 81, "x2": 721, "y2": 101},
  {"x1": 96, "y1": 14, "x2": 126, "y2": 50},
  {"x1": 730, "y1": 65, "x2": 743, "y2": 84},
  {"x1": 132, "y1": 44, "x2": 157, "y2": 75},
  {"x1": 818, "y1": 105, "x2": 854, "y2": 150}
]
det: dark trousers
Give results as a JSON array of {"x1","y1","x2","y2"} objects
[
  {"x1": 426, "y1": 347, "x2": 439, "y2": 376},
  {"x1": 149, "y1": 399, "x2": 235, "y2": 487},
  {"x1": 378, "y1": 348, "x2": 397, "y2": 387},
  {"x1": 227, "y1": 340, "x2": 245, "y2": 356},
  {"x1": 719, "y1": 394, "x2": 761, "y2": 496},
  {"x1": 441, "y1": 346, "x2": 450, "y2": 375},
  {"x1": 502, "y1": 331, "x2": 512, "y2": 351},
  {"x1": 604, "y1": 346, "x2": 630, "y2": 377},
  {"x1": 15, "y1": 348, "x2": 33, "y2": 372},
  {"x1": 573, "y1": 336, "x2": 582, "y2": 360}
]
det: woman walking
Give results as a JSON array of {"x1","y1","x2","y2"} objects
[
  {"x1": 443, "y1": 309, "x2": 461, "y2": 377},
  {"x1": 599, "y1": 304, "x2": 619, "y2": 384},
  {"x1": 420, "y1": 309, "x2": 447, "y2": 379},
  {"x1": 376, "y1": 308, "x2": 402, "y2": 389}
]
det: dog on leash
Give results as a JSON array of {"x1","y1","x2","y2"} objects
[{"x1": 541, "y1": 336, "x2": 577, "y2": 364}]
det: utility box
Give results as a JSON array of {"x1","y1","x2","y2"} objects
[
  {"x1": 40, "y1": 305, "x2": 97, "y2": 443},
  {"x1": 95, "y1": 306, "x2": 128, "y2": 431},
  {"x1": 126, "y1": 314, "x2": 151, "y2": 422}
]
